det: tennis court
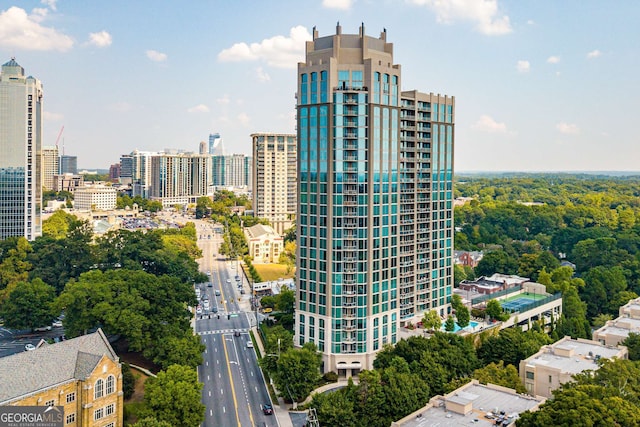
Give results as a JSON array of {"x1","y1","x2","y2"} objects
[{"x1": 500, "y1": 293, "x2": 546, "y2": 312}]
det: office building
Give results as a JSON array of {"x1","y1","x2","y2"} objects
[
  {"x1": 74, "y1": 185, "x2": 117, "y2": 211},
  {"x1": 252, "y1": 133, "x2": 297, "y2": 234},
  {"x1": 109, "y1": 163, "x2": 121, "y2": 182},
  {"x1": 41, "y1": 145, "x2": 59, "y2": 190},
  {"x1": 209, "y1": 133, "x2": 224, "y2": 156},
  {"x1": 0, "y1": 58, "x2": 42, "y2": 241},
  {"x1": 60, "y1": 154, "x2": 78, "y2": 174},
  {"x1": 199, "y1": 140, "x2": 208, "y2": 155},
  {"x1": 149, "y1": 151, "x2": 211, "y2": 208},
  {"x1": 53, "y1": 173, "x2": 84, "y2": 192},
  {"x1": 294, "y1": 25, "x2": 455, "y2": 374},
  {"x1": 119, "y1": 154, "x2": 133, "y2": 185},
  {"x1": 520, "y1": 336, "x2": 628, "y2": 398},
  {"x1": 0, "y1": 329, "x2": 123, "y2": 426}
]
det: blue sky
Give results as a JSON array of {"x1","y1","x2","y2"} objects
[{"x1": 1, "y1": 0, "x2": 638, "y2": 172}]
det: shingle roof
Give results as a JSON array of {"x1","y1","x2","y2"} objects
[{"x1": 0, "y1": 328, "x2": 118, "y2": 403}]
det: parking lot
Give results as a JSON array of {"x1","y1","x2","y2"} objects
[{"x1": 0, "y1": 326, "x2": 66, "y2": 358}]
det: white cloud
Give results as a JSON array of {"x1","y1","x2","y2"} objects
[
  {"x1": 187, "y1": 104, "x2": 210, "y2": 113},
  {"x1": 146, "y1": 49, "x2": 167, "y2": 62},
  {"x1": 236, "y1": 112, "x2": 250, "y2": 126},
  {"x1": 216, "y1": 94, "x2": 231, "y2": 105},
  {"x1": 43, "y1": 111, "x2": 64, "y2": 121},
  {"x1": 88, "y1": 31, "x2": 112, "y2": 47},
  {"x1": 556, "y1": 122, "x2": 579, "y2": 135},
  {"x1": 472, "y1": 115, "x2": 508, "y2": 133},
  {"x1": 218, "y1": 25, "x2": 312, "y2": 69},
  {"x1": 587, "y1": 49, "x2": 601, "y2": 59},
  {"x1": 41, "y1": 0, "x2": 57, "y2": 11},
  {"x1": 516, "y1": 60, "x2": 530, "y2": 73},
  {"x1": 322, "y1": 0, "x2": 353, "y2": 10},
  {"x1": 0, "y1": 6, "x2": 73, "y2": 51},
  {"x1": 527, "y1": 19, "x2": 535, "y2": 25},
  {"x1": 256, "y1": 67, "x2": 271, "y2": 82},
  {"x1": 547, "y1": 55, "x2": 560, "y2": 64},
  {"x1": 409, "y1": 0, "x2": 512, "y2": 35}
]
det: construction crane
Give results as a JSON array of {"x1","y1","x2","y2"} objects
[{"x1": 55, "y1": 125, "x2": 64, "y2": 150}]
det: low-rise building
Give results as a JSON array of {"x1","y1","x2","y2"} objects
[
  {"x1": 593, "y1": 297, "x2": 640, "y2": 346},
  {"x1": 53, "y1": 173, "x2": 84, "y2": 192},
  {"x1": 519, "y1": 336, "x2": 628, "y2": 398},
  {"x1": 0, "y1": 328, "x2": 123, "y2": 426},
  {"x1": 453, "y1": 250, "x2": 484, "y2": 268},
  {"x1": 391, "y1": 380, "x2": 545, "y2": 427},
  {"x1": 244, "y1": 224, "x2": 283, "y2": 263},
  {"x1": 458, "y1": 273, "x2": 529, "y2": 296},
  {"x1": 73, "y1": 185, "x2": 117, "y2": 211}
]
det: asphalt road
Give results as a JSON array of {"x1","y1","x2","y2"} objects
[{"x1": 193, "y1": 220, "x2": 277, "y2": 427}]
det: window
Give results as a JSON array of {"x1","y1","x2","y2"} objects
[
  {"x1": 106, "y1": 375, "x2": 115, "y2": 394},
  {"x1": 94, "y1": 408, "x2": 104, "y2": 420},
  {"x1": 66, "y1": 392, "x2": 75, "y2": 404},
  {"x1": 526, "y1": 371, "x2": 534, "y2": 380},
  {"x1": 105, "y1": 423, "x2": 114, "y2": 427},
  {"x1": 45, "y1": 400, "x2": 55, "y2": 407},
  {"x1": 95, "y1": 378, "x2": 104, "y2": 399},
  {"x1": 66, "y1": 413, "x2": 75, "y2": 424},
  {"x1": 548, "y1": 375, "x2": 552, "y2": 384},
  {"x1": 105, "y1": 403, "x2": 115, "y2": 416}
]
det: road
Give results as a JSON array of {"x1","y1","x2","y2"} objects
[{"x1": 191, "y1": 219, "x2": 277, "y2": 427}]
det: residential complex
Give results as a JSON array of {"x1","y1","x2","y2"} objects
[
  {"x1": 519, "y1": 336, "x2": 628, "y2": 398},
  {"x1": 252, "y1": 133, "x2": 297, "y2": 234},
  {"x1": 0, "y1": 58, "x2": 42, "y2": 241},
  {"x1": 149, "y1": 151, "x2": 211, "y2": 208},
  {"x1": 392, "y1": 380, "x2": 545, "y2": 427},
  {"x1": 294, "y1": 25, "x2": 455, "y2": 374},
  {"x1": 0, "y1": 329, "x2": 123, "y2": 427},
  {"x1": 212, "y1": 153, "x2": 252, "y2": 189},
  {"x1": 593, "y1": 296, "x2": 640, "y2": 346}
]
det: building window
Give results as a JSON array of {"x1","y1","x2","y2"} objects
[
  {"x1": 526, "y1": 371, "x2": 534, "y2": 380},
  {"x1": 104, "y1": 424, "x2": 114, "y2": 427},
  {"x1": 95, "y1": 378, "x2": 104, "y2": 399},
  {"x1": 105, "y1": 403, "x2": 115, "y2": 416},
  {"x1": 66, "y1": 413, "x2": 75, "y2": 424},
  {"x1": 94, "y1": 408, "x2": 104, "y2": 420},
  {"x1": 45, "y1": 400, "x2": 55, "y2": 407},
  {"x1": 106, "y1": 375, "x2": 115, "y2": 394},
  {"x1": 66, "y1": 392, "x2": 75, "y2": 404}
]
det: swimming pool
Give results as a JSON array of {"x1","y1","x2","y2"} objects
[{"x1": 441, "y1": 320, "x2": 479, "y2": 333}]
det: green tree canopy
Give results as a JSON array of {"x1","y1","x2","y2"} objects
[{"x1": 0, "y1": 278, "x2": 56, "y2": 330}]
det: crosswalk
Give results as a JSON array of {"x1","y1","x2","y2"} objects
[{"x1": 197, "y1": 329, "x2": 248, "y2": 336}]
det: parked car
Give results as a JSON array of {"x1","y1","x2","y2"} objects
[
  {"x1": 52, "y1": 320, "x2": 63, "y2": 328},
  {"x1": 262, "y1": 404, "x2": 273, "y2": 415},
  {"x1": 25, "y1": 344, "x2": 36, "y2": 351},
  {"x1": 34, "y1": 325, "x2": 51, "y2": 332}
]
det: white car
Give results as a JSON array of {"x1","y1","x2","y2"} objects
[
  {"x1": 52, "y1": 320, "x2": 63, "y2": 328},
  {"x1": 203, "y1": 300, "x2": 210, "y2": 310},
  {"x1": 34, "y1": 325, "x2": 51, "y2": 332},
  {"x1": 25, "y1": 344, "x2": 36, "y2": 351},
  {"x1": 196, "y1": 306, "x2": 203, "y2": 315}
]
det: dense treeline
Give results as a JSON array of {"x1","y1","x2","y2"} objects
[
  {"x1": 455, "y1": 175, "x2": 640, "y2": 330},
  {"x1": 0, "y1": 210, "x2": 207, "y2": 369}
]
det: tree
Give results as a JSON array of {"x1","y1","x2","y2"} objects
[
  {"x1": 485, "y1": 299, "x2": 508, "y2": 321},
  {"x1": 41, "y1": 210, "x2": 78, "y2": 239},
  {"x1": 622, "y1": 333, "x2": 640, "y2": 361},
  {"x1": 311, "y1": 383, "x2": 358, "y2": 427},
  {"x1": 444, "y1": 316, "x2": 456, "y2": 332},
  {"x1": 477, "y1": 327, "x2": 551, "y2": 367},
  {"x1": 456, "y1": 305, "x2": 470, "y2": 329},
  {"x1": 276, "y1": 287, "x2": 295, "y2": 314},
  {"x1": 132, "y1": 418, "x2": 172, "y2": 427},
  {"x1": 122, "y1": 363, "x2": 136, "y2": 400},
  {"x1": 422, "y1": 310, "x2": 441, "y2": 331},
  {"x1": 0, "y1": 279, "x2": 56, "y2": 330},
  {"x1": 473, "y1": 361, "x2": 526, "y2": 394},
  {"x1": 142, "y1": 364, "x2": 205, "y2": 427},
  {"x1": 273, "y1": 343, "x2": 321, "y2": 402},
  {"x1": 152, "y1": 333, "x2": 205, "y2": 370},
  {"x1": 0, "y1": 237, "x2": 32, "y2": 296},
  {"x1": 475, "y1": 250, "x2": 519, "y2": 277}
]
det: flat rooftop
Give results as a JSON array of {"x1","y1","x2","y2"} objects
[
  {"x1": 397, "y1": 383, "x2": 543, "y2": 427},
  {"x1": 597, "y1": 317, "x2": 640, "y2": 337},
  {"x1": 525, "y1": 340, "x2": 623, "y2": 375}
]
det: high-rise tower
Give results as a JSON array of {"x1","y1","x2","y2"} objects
[
  {"x1": 251, "y1": 133, "x2": 297, "y2": 234},
  {"x1": 295, "y1": 25, "x2": 455, "y2": 374},
  {"x1": 0, "y1": 58, "x2": 43, "y2": 240}
]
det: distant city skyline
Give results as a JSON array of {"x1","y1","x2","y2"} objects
[{"x1": 1, "y1": 1, "x2": 639, "y2": 172}]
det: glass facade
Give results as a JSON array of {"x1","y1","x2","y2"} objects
[
  {"x1": 0, "y1": 58, "x2": 42, "y2": 241},
  {"x1": 296, "y1": 27, "x2": 454, "y2": 373}
]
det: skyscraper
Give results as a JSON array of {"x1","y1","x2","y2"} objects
[
  {"x1": 211, "y1": 154, "x2": 252, "y2": 189},
  {"x1": 295, "y1": 26, "x2": 455, "y2": 374},
  {"x1": 41, "y1": 145, "x2": 59, "y2": 190},
  {"x1": 0, "y1": 58, "x2": 42, "y2": 240},
  {"x1": 251, "y1": 133, "x2": 297, "y2": 234},
  {"x1": 60, "y1": 155, "x2": 78, "y2": 174}
]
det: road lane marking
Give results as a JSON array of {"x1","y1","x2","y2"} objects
[
  {"x1": 207, "y1": 375, "x2": 210, "y2": 381},
  {"x1": 221, "y1": 326, "x2": 241, "y2": 426}
]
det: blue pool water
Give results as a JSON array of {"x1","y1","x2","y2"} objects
[{"x1": 441, "y1": 320, "x2": 479, "y2": 333}]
